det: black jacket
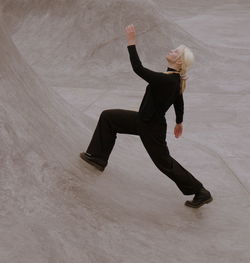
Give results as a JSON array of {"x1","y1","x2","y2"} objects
[{"x1": 127, "y1": 45, "x2": 183, "y2": 124}]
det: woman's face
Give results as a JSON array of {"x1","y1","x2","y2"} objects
[{"x1": 166, "y1": 47, "x2": 182, "y2": 63}]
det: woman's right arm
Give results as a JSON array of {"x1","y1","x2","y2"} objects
[
  {"x1": 173, "y1": 92, "x2": 184, "y2": 124},
  {"x1": 173, "y1": 92, "x2": 184, "y2": 138}
]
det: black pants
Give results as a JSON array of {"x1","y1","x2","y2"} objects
[{"x1": 86, "y1": 109, "x2": 203, "y2": 195}]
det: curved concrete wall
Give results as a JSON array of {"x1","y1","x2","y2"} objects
[{"x1": 0, "y1": 1, "x2": 249, "y2": 262}]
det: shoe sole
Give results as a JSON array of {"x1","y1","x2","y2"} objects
[
  {"x1": 185, "y1": 196, "x2": 213, "y2": 208},
  {"x1": 80, "y1": 153, "x2": 105, "y2": 171}
]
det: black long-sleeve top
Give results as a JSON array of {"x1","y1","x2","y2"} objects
[{"x1": 127, "y1": 45, "x2": 184, "y2": 124}]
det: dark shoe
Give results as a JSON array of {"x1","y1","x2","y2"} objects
[
  {"x1": 185, "y1": 187, "x2": 213, "y2": 208},
  {"x1": 80, "y1": 152, "x2": 107, "y2": 171}
]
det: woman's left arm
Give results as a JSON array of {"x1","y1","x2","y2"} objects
[{"x1": 125, "y1": 24, "x2": 164, "y2": 83}]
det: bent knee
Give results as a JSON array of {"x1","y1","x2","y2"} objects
[
  {"x1": 101, "y1": 109, "x2": 123, "y2": 120},
  {"x1": 100, "y1": 109, "x2": 113, "y2": 118}
]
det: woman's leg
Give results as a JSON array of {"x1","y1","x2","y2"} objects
[
  {"x1": 86, "y1": 109, "x2": 139, "y2": 164},
  {"x1": 137, "y1": 120, "x2": 203, "y2": 195}
]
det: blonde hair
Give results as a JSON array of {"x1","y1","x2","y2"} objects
[{"x1": 177, "y1": 45, "x2": 194, "y2": 94}]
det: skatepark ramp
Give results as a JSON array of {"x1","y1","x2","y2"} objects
[{"x1": 0, "y1": 0, "x2": 249, "y2": 262}]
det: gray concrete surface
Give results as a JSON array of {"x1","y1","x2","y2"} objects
[{"x1": 0, "y1": 0, "x2": 250, "y2": 262}]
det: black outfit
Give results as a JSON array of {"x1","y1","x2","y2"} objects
[{"x1": 85, "y1": 44, "x2": 203, "y2": 195}]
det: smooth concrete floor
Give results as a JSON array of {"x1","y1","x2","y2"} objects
[{"x1": 0, "y1": 0, "x2": 250, "y2": 262}]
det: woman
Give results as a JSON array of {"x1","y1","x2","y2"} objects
[{"x1": 80, "y1": 24, "x2": 213, "y2": 208}]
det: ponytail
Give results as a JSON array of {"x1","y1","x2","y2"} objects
[
  {"x1": 177, "y1": 45, "x2": 195, "y2": 94},
  {"x1": 180, "y1": 71, "x2": 188, "y2": 94}
]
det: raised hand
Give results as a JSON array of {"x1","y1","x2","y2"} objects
[{"x1": 125, "y1": 24, "x2": 136, "y2": 45}]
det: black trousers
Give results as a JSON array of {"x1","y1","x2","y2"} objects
[{"x1": 86, "y1": 109, "x2": 203, "y2": 195}]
